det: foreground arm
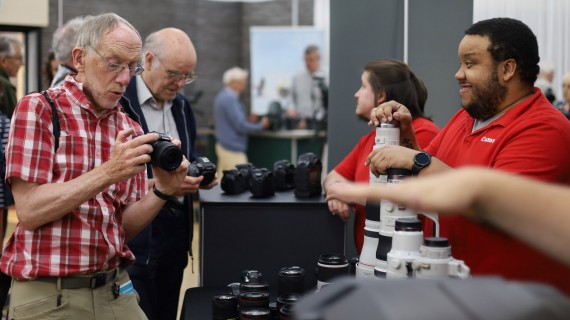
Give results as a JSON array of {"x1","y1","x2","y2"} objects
[
  {"x1": 12, "y1": 130, "x2": 156, "y2": 230},
  {"x1": 121, "y1": 158, "x2": 188, "y2": 241},
  {"x1": 365, "y1": 145, "x2": 452, "y2": 177},
  {"x1": 326, "y1": 167, "x2": 570, "y2": 266}
]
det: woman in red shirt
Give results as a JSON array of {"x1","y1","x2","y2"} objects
[{"x1": 323, "y1": 59, "x2": 439, "y2": 253}]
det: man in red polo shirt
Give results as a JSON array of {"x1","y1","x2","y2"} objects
[{"x1": 363, "y1": 18, "x2": 570, "y2": 295}]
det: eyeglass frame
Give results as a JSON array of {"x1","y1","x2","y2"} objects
[
  {"x1": 88, "y1": 45, "x2": 144, "y2": 77},
  {"x1": 152, "y1": 52, "x2": 197, "y2": 85}
]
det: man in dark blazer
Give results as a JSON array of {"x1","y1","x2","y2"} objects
[{"x1": 120, "y1": 27, "x2": 217, "y2": 320}]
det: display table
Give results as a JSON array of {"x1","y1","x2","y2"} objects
[{"x1": 198, "y1": 185, "x2": 345, "y2": 290}]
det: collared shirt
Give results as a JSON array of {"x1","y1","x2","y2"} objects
[
  {"x1": 0, "y1": 75, "x2": 146, "y2": 280},
  {"x1": 50, "y1": 64, "x2": 77, "y2": 88},
  {"x1": 290, "y1": 70, "x2": 326, "y2": 120},
  {"x1": 135, "y1": 75, "x2": 183, "y2": 203},
  {"x1": 213, "y1": 87, "x2": 264, "y2": 152},
  {"x1": 135, "y1": 76, "x2": 179, "y2": 140}
]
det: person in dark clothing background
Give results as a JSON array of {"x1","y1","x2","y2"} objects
[{"x1": 121, "y1": 27, "x2": 217, "y2": 320}]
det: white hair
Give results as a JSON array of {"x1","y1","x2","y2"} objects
[
  {"x1": 539, "y1": 61, "x2": 555, "y2": 75},
  {"x1": 223, "y1": 66, "x2": 248, "y2": 85},
  {"x1": 52, "y1": 16, "x2": 85, "y2": 62}
]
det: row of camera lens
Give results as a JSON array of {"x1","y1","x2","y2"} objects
[
  {"x1": 220, "y1": 152, "x2": 323, "y2": 198},
  {"x1": 212, "y1": 267, "x2": 306, "y2": 320}
]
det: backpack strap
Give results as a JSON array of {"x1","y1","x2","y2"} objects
[{"x1": 40, "y1": 91, "x2": 61, "y2": 152}]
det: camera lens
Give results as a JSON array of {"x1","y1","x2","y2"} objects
[
  {"x1": 212, "y1": 294, "x2": 238, "y2": 320},
  {"x1": 240, "y1": 308, "x2": 271, "y2": 320},
  {"x1": 238, "y1": 291, "x2": 270, "y2": 309},
  {"x1": 150, "y1": 139, "x2": 183, "y2": 171},
  {"x1": 276, "y1": 293, "x2": 300, "y2": 313},
  {"x1": 278, "y1": 266, "x2": 305, "y2": 295},
  {"x1": 316, "y1": 253, "x2": 349, "y2": 290},
  {"x1": 240, "y1": 281, "x2": 269, "y2": 293},
  {"x1": 279, "y1": 304, "x2": 294, "y2": 320}
]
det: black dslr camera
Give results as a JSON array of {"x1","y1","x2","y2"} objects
[
  {"x1": 187, "y1": 157, "x2": 216, "y2": 186},
  {"x1": 249, "y1": 168, "x2": 275, "y2": 198},
  {"x1": 294, "y1": 152, "x2": 322, "y2": 198},
  {"x1": 242, "y1": 269, "x2": 263, "y2": 283},
  {"x1": 221, "y1": 169, "x2": 249, "y2": 195},
  {"x1": 235, "y1": 163, "x2": 255, "y2": 189},
  {"x1": 146, "y1": 132, "x2": 183, "y2": 171},
  {"x1": 273, "y1": 159, "x2": 295, "y2": 191}
]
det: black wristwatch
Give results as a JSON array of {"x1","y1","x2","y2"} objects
[
  {"x1": 152, "y1": 184, "x2": 174, "y2": 201},
  {"x1": 411, "y1": 152, "x2": 432, "y2": 176}
]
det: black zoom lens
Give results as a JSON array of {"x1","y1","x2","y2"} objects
[{"x1": 150, "y1": 138, "x2": 183, "y2": 171}]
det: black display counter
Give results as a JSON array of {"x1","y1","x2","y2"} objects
[{"x1": 198, "y1": 185, "x2": 346, "y2": 290}]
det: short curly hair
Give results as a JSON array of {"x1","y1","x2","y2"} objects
[{"x1": 465, "y1": 17, "x2": 539, "y2": 86}]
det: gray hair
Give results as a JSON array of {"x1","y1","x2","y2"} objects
[
  {"x1": 0, "y1": 36, "x2": 23, "y2": 58},
  {"x1": 304, "y1": 44, "x2": 319, "y2": 56},
  {"x1": 223, "y1": 67, "x2": 248, "y2": 85},
  {"x1": 52, "y1": 16, "x2": 85, "y2": 62},
  {"x1": 75, "y1": 13, "x2": 141, "y2": 50},
  {"x1": 143, "y1": 31, "x2": 163, "y2": 57},
  {"x1": 539, "y1": 61, "x2": 555, "y2": 75}
]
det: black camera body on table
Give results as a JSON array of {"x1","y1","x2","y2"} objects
[
  {"x1": 221, "y1": 169, "x2": 249, "y2": 195},
  {"x1": 146, "y1": 131, "x2": 184, "y2": 171},
  {"x1": 188, "y1": 157, "x2": 217, "y2": 186},
  {"x1": 273, "y1": 160, "x2": 295, "y2": 191},
  {"x1": 221, "y1": 163, "x2": 256, "y2": 195},
  {"x1": 294, "y1": 152, "x2": 323, "y2": 198},
  {"x1": 249, "y1": 168, "x2": 275, "y2": 198}
]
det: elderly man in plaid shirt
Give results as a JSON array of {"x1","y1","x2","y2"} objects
[{"x1": 0, "y1": 13, "x2": 188, "y2": 319}]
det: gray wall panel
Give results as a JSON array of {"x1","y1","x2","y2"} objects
[{"x1": 408, "y1": 0, "x2": 473, "y2": 128}]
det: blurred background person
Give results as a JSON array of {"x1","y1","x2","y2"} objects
[
  {"x1": 214, "y1": 67, "x2": 269, "y2": 178},
  {"x1": 323, "y1": 59, "x2": 439, "y2": 253},
  {"x1": 536, "y1": 61, "x2": 556, "y2": 103},
  {"x1": 555, "y1": 72, "x2": 570, "y2": 120},
  {"x1": 287, "y1": 45, "x2": 327, "y2": 130},
  {"x1": 42, "y1": 50, "x2": 59, "y2": 89},
  {"x1": 50, "y1": 16, "x2": 85, "y2": 88},
  {"x1": 0, "y1": 36, "x2": 24, "y2": 118}
]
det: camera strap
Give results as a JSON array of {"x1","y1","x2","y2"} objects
[{"x1": 40, "y1": 91, "x2": 61, "y2": 152}]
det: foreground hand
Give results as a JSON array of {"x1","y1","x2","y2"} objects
[
  {"x1": 368, "y1": 100, "x2": 413, "y2": 128},
  {"x1": 365, "y1": 145, "x2": 417, "y2": 177},
  {"x1": 327, "y1": 198, "x2": 351, "y2": 222},
  {"x1": 104, "y1": 129, "x2": 157, "y2": 183}
]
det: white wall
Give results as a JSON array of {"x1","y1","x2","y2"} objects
[{"x1": 474, "y1": 0, "x2": 570, "y2": 101}]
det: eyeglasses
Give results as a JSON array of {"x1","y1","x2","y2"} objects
[
  {"x1": 89, "y1": 45, "x2": 144, "y2": 77},
  {"x1": 153, "y1": 53, "x2": 197, "y2": 85}
]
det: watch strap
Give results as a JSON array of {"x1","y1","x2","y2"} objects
[
  {"x1": 152, "y1": 184, "x2": 173, "y2": 201},
  {"x1": 412, "y1": 152, "x2": 431, "y2": 176}
]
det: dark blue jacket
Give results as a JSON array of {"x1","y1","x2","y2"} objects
[{"x1": 120, "y1": 78, "x2": 198, "y2": 265}]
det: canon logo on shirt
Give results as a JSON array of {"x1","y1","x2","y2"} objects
[{"x1": 481, "y1": 136, "x2": 495, "y2": 144}]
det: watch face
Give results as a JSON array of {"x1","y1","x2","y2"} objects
[{"x1": 415, "y1": 152, "x2": 430, "y2": 166}]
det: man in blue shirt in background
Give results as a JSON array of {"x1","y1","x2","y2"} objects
[{"x1": 214, "y1": 67, "x2": 269, "y2": 177}]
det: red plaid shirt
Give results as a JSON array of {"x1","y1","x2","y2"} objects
[{"x1": 0, "y1": 76, "x2": 146, "y2": 280}]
